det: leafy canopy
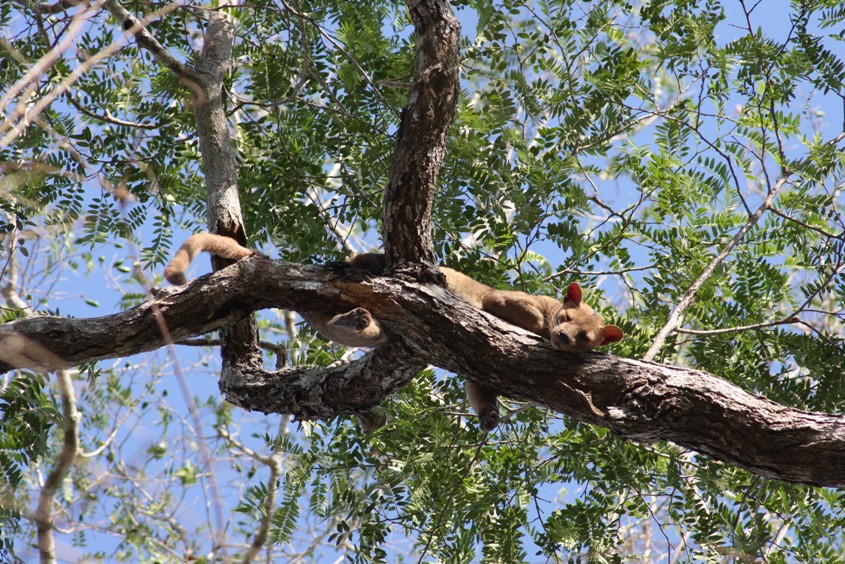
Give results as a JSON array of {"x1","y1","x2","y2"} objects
[{"x1": 1, "y1": 0, "x2": 844, "y2": 561}]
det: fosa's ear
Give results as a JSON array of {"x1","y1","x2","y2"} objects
[
  {"x1": 563, "y1": 282, "x2": 582, "y2": 305},
  {"x1": 600, "y1": 325, "x2": 624, "y2": 346}
]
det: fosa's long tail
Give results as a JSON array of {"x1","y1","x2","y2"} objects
[{"x1": 164, "y1": 233, "x2": 261, "y2": 285}]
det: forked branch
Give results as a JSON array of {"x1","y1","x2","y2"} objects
[{"x1": 2, "y1": 259, "x2": 844, "y2": 487}]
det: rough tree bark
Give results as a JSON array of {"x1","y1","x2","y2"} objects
[
  {"x1": 2, "y1": 260, "x2": 844, "y2": 487},
  {"x1": 190, "y1": 1, "x2": 265, "y2": 374},
  {"x1": 2, "y1": 0, "x2": 843, "y2": 493},
  {"x1": 107, "y1": 0, "x2": 262, "y2": 374},
  {"x1": 382, "y1": 0, "x2": 460, "y2": 270}
]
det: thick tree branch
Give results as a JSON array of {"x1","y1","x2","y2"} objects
[
  {"x1": 2, "y1": 258, "x2": 844, "y2": 488},
  {"x1": 382, "y1": 0, "x2": 461, "y2": 269},
  {"x1": 29, "y1": 0, "x2": 81, "y2": 14},
  {"x1": 114, "y1": 0, "x2": 263, "y2": 447}
]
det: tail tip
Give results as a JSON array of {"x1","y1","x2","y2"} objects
[{"x1": 164, "y1": 268, "x2": 187, "y2": 286}]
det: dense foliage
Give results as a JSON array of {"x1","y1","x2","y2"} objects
[{"x1": 1, "y1": 0, "x2": 844, "y2": 561}]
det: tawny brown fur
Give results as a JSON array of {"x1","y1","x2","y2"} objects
[
  {"x1": 164, "y1": 235, "x2": 387, "y2": 347},
  {"x1": 438, "y1": 268, "x2": 623, "y2": 430},
  {"x1": 164, "y1": 233, "x2": 262, "y2": 285},
  {"x1": 164, "y1": 234, "x2": 624, "y2": 431}
]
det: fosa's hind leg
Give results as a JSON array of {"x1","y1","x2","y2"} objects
[{"x1": 466, "y1": 380, "x2": 500, "y2": 431}]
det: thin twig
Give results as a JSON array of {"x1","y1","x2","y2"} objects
[
  {"x1": 643, "y1": 131, "x2": 845, "y2": 360},
  {"x1": 177, "y1": 337, "x2": 287, "y2": 365},
  {"x1": 34, "y1": 369, "x2": 80, "y2": 564},
  {"x1": 63, "y1": 91, "x2": 159, "y2": 129},
  {"x1": 642, "y1": 173, "x2": 791, "y2": 361},
  {"x1": 769, "y1": 206, "x2": 845, "y2": 241},
  {"x1": 0, "y1": 2, "x2": 185, "y2": 147},
  {"x1": 675, "y1": 316, "x2": 800, "y2": 336},
  {"x1": 218, "y1": 424, "x2": 285, "y2": 564},
  {"x1": 547, "y1": 264, "x2": 656, "y2": 281}
]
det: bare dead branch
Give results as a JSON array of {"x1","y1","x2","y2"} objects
[
  {"x1": 25, "y1": 0, "x2": 82, "y2": 14},
  {"x1": 218, "y1": 424, "x2": 284, "y2": 564},
  {"x1": 102, "y1": 0, "x2": 203, "y2": 93},
  {"x1": 0, "y1": 2, "x2": 189, "y2": 147},
  {"x1": 0, "y1": 1, "x2": 102, "y2": 135}
]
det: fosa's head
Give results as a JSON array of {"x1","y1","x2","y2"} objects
[{"x1": 549, "y1": 283, "x2": 624, "y2": 352}]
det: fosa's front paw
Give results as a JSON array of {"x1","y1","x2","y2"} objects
[{"x1": 333, "y1": 307, "x2": 373, "y2": 331}]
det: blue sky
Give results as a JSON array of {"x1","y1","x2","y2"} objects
[{"x1": 5, "y1": 0, "x2": 845, "y2": 560}]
